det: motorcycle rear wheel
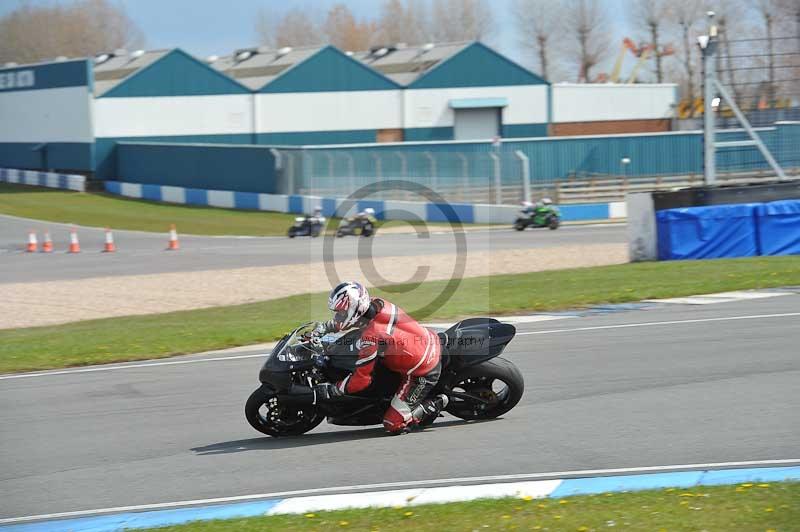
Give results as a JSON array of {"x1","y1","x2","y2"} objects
[
  {"x1": 548, "y1": 217, "x2": 559, "y2": 230},
  {"x1": 245, "y1": 388, "x2": 324, "y2": 437},
  {"x1": 446, "y1": 357, "x2": 524, "y2": 421}
]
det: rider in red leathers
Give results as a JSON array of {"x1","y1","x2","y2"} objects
[{"x1": 311, "y1": 281, "x2": 448, "y2": 434}]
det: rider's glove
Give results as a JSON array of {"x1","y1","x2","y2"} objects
[{"x1": 313, "y1": 382, "x2": 341, "y2": 402}]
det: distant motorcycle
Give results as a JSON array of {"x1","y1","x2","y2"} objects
[
  {"x1": 287, "y1": 215, "x2": 324, "y2": 238},
  {"x1": 336, "y1": 216, "x2": 375, "y2": 238},
  {"x1": 245, "y1": 319, "x2": 524, "y2": 437},
  {"x1": 514, "y1": 205, "x2": 560, "y2": 231}
]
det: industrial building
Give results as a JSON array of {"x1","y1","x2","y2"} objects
[{"x1": 0, "y1": 41, "x2": 678, "y2": 179}]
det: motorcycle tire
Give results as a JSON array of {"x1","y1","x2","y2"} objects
[
  {"x1": 336, "y1": 229, "x2": 346, "y2": 238},
  {"x1": 287, "y1": 228, "x2": 296, "y2": 238},
  {"x1": 514, "y1": 221, "x2": 526, "y2": 231},
  {"x1": 445, "y1": 357, "x2": 524, "y2": 421},
  {"x1": 245, "y1": 388, "x2": 324, "y2": 437},
  {"x1": 311, "y1": 227, "x2": 321, "y2": 238},
  {"x1": 548, "y1": 217, "x2": 560, "y2": 230}
]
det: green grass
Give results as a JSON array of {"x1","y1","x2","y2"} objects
[
  {"x1": 144, "y1": 482, "x2": 800, "y2": 531},
  {"x1": 1, "y1": 256, "x2": 798, "y2": 373},
  {"x1": 0, "y1": 183, "x2": 456, "y2": 235}
]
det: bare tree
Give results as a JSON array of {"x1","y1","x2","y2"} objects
[
  {"x1": 323, "y1": 4, "x2": 379, "y2": 51},
  {"x1": 273, "y1": 8, "x2": 323, "y2": 48},
  {"x1": 562, "y1": 0, "x2": 612, "y2": 82},
  {"x1": 429, "y1": 0, "x2": 494, "y2": 42},
  {"x1": 254, "y1": 8, "x2": 276, "y2": 48},
  {"x1": 667, "y1": 0, "x2": 702, "y2": 99},
  {"x1": 708, "y1": 0, "x2": 750, "y2": 103},
  {"x1": 0, "y1": 0, "x2": 144, "y2": 64},
  {"x1": 630, "y1": 0, "x2": 670, "y2": 82},
  {"x1": 376, "y1": 0, "x2": 429, "y2": 45},
  {"x1": 513, "y1": 0, "x2": 563, "y2": 80}
]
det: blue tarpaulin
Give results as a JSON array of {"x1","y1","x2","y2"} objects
[
  {"x1": 656, "y1": 203, "x2": 760, "y2": 260},
  {"x1": 756, "y1": 200, "x2": 800, "y2": 256}
]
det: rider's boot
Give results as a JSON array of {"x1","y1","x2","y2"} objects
[{"x1": 411, "y1": 394, "x2": 449, "y2": 428}]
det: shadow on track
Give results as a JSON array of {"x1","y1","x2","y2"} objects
[{"x1": 192, "y1": 419, "x2": 493, "y2": 455}]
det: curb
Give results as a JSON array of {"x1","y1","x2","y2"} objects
[{"x1": 2, "y1": 463, "x2": 798, "y2": 531}]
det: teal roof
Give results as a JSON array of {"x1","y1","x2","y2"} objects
[
  {"x1": 97, "y1": 49, "x2": 250, "y2": 98},
  {"x1": 409, "y1": 42, "x2": 548, "y2": 89},
  {"x1": 259, "y1": 46, "x2": 400, "y2": 93}
]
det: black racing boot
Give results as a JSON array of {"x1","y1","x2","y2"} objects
[{"x1": 412, "y1": 394, "x2": 449, "y2": 428}]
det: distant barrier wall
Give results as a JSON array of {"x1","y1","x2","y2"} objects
[
  {"x1": 115, "y1": 142, "x2": 278, "y2": 194},
  {"x1": 0, "y1": 167, "x2": 86, "y2": 191},
  {"x1": 104, "y1": 180, "x2": 627, "y2": 224}
]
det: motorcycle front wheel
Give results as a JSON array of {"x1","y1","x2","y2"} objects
[
  {"x1": 548, "y1": 216, "x2": 560, "y2": 230},
  {"x1": 446, "y1": 357, "x2": 524, "y2": 421},
  {"x1": 245, "y1": 388, "x2": 325, "y2": 437}
]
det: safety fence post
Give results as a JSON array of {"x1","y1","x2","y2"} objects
[{"x1": 515, "y1": 150, "x2": 532, "y2": 204}]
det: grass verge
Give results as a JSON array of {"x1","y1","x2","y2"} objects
[
  {"x1": 1, "y1": 256, "x2": 798, "y2": 373},
  {"x1": 0, "y1": 183, "x2": 453, "y2": 235},
  {"x1": 143, "y1": 482, "x2": 799, "y2": 531}
]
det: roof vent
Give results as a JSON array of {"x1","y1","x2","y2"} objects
[
  {"x1": 276, "y1": 46, "x2": 293, "y2": 57},
  {"x1": 345, "y1": 50, "x2": 354, "y2": 56},
  {"x1": 131, "y1": 49, "x2": 145, "y2": 59},
  {"x1": 235, "y1": 50, "x2": 254, "y2": 62},
  {"x1": 422, "y1": 43, "x2": 435, "y2": 51},
  {"x1": 206, "y1": 54, "x2": 219, "y2": 63},
  {"x1": 94, "y1": 53, "x2": 111, "y2": 64},
  {"x1": 54, "y1": 56, "x2": 69, "y2": 62},
  {"x1": 4, "y1": 62, "x2": 18, "y2": 68}
]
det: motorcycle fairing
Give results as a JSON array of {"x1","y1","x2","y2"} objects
[{"x1": 442, "y1": 318, "x2": 516, "y2": 370}]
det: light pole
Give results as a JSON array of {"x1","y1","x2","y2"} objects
[{"x1": 621, "y1": 157, "x2": 631, "y2": 181}]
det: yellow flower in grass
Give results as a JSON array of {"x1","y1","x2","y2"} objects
[
  {"x1": 403, "y1": 511, "x2": 414, "y2": 517},
  {"x1": 578, "y1": 527, "x2": 589, "y2": 531},
  {"x1": 680, "y1": 501, "x2": 689, "y2": 506},
  {"x1": 679, "y1": 493, "x2": 694, "y2": 497},
  {"x1": 559, "y1": 499, "x2": 570, "y2": 505},
  {"x1": 758, "y1": 483, "x2": 770, "y2": 488},
  {"x1": 765, "y1": 508, "x2": 774, "y2": 512},
  {"x1": 304, "y1": 513, "x2": 316, "y2": 518},
  {"x1": 522, "y1": 495, "x2": 534, "y2": 501},
  {"x1": 339, "y1": 520, "x2": 349, "y2": 526},
  {"x1": 553, "y1": 514, "x2": 562, "y2": 519},
  {"x1": 537, "y1": 503, "x2": 547, "y2": 509},
  {"x1": 502, "y1": 515, "x2": 511, "y2": 519},
  {"x1": 741, "y1": 483, "x2": 753, "y2": 488}
]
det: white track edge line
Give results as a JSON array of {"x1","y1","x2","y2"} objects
[
  {"x1": 2, "y1": 459, "x2": 797, "y2": 524},
  {"x1": 516, "y1": 312, "x2": 800, "y2": 336}
]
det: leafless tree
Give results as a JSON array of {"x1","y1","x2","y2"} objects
[
  {"x1": 667, "y1": 0, "x2": 702, "y2": 99},
  {"x1": 513, "y1": 0, "x2": 563, "y2": 80},
  {"x1": 429, "y1": 0, "x2": 494, "y2": 42},
  {"x1": 630, "y1": 0, "x2": 670, "y2": 82},
  {"x1": 0, "y1": 0, "x2": 144, "y2": 64},
  {"x1": 376, "y1": 0, "x2": 429, "y2": 45},
  {"x1": 707, "y1": 0, "x2": 751, "y2": 103},
  {"x1": 273, "y1": 8, "x2": 323, "y2": 48},
  {"x1": 254, "y1": 8, "x2": 277, "y2": 48},
  {"x1": 562, "y1": 0, "x2": 613, "y2": 82},
  {"x1": 323, "y1": 4, "x2": 379, "y2": 51}
]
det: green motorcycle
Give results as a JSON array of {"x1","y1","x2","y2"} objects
[{"x1": 514, "y1": 205, "x2": 560, "y2": 231}]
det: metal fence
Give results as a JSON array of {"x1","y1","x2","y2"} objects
[{"x1": 272, "y1": 121, "x2": 799, "y2": 204}]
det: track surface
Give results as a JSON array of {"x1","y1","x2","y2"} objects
[
  {"x1": 0, "y1": 215, "x2": 626, "y2": 283},
  {"x1": 1, "y1": 296, "x2": 798, "y2": 518}
]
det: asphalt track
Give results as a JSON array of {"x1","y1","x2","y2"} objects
[
  {"x1": 1, "y1": 295, "x2": 798, "y2": 519},
  {"x1": 0, "y1": 214, "x2": 627, "y2": 283}
]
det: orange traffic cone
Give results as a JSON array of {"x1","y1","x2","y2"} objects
[
  {"x1": 68, "y1": 228, "x2": 81, "y2": 253},
  {"x1": 41, "y1": 230, "x2": 53, "y2": 253},
  {"x1": 166, "y1": 224, "x2": 179, "y2": 250},
  {"x1": 26, "y1": 230, "x2": 38, "y2": 253},
  {"x1": 103, "y1": 228, "x2": 116, "y2": 252}
]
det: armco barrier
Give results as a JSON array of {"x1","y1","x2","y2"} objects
[
  {"x1": 655, "y1": 200, "x2": 800, "y2": 260},
  {"x1": 0, "y1": 167, "x2": 86, "y2": 192},
  {"x1": 104, "y1": 181, "x2": 627, "y2": 223}
]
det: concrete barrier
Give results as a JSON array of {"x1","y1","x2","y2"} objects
[
  {"x1": 0, "y1": 167, "x2": 86, "y2": 192},
  {"x1": 104, "y1": 180, "x2": 627, "y2": 224}
]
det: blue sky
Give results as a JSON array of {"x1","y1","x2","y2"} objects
[{"x1": 2, "y1": 0, "x2": 635, "y2": 75}]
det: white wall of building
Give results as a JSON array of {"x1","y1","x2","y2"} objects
[
  {"x1": 404, "y1": 85, "x2": 549, "y2": 129},
  {"x1": 256, "y1": 90, "x2": 403, "y2": 133},
  {"x1": 93, "y1": 94, "x2": 253, "y2": 137},
  {"x1": 552, "y1": 83, "x2": 677, "y2": 123},
  {"x1": 0, "y1": 87, "x2": 93, "y2": 142}
]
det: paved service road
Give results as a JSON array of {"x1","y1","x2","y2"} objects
[
  {"x1": 0, "y1": 215, "x2": 627, "y2": 283},
  {"x1": 1, "y1": 296, "x2": 798, "y2": 518}
]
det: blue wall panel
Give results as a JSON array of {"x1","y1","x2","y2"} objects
[
  {"x1": 404, "y1": 127, "x2": 454, "y2": 142},
  {"x1": 288, "y1": 195, "x2": 304, "y2": 213},
  {"x1": 116, "y1": 142, "x2": 277, "y2": 194},
  {"x1": 560, "y1": 203, "x2": 610, "y2": 221},
  {"x1": 503, "y1": 123, "x2": 548, "y2": 138},
  {"x1": 185, "y1": 188, "x2": 208, "y2": 205},
  {"x1": 141, "y1": 184, "x2": 163, "y2": 201},
  {"x1": 321, "y1": 197, "x2": 338, "y2": 217},
  {"x1": 0, "y1": 142, "x2": 93, "y2": 172},
  {"x1": 234, "y1": 191, "x2": 260, "y2": 210},
  {"x1": 426, "y1": 202, "x2": 474, "y2": 224},
  {"x1": 255, "y1": 130, "x2": 379, "y2": 146}
]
